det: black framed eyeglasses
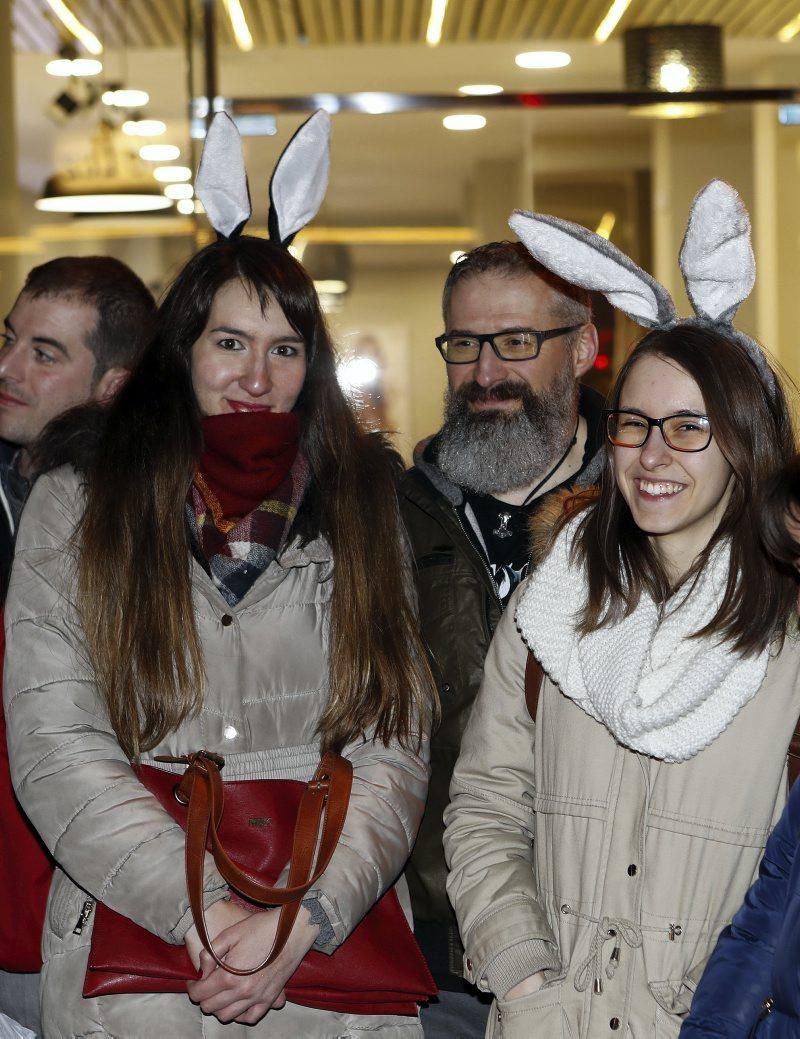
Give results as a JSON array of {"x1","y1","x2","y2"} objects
[
  {"x1": 434, "y1": 325, "x2": 583, "y2": 364},
  {"x1": 605, "y1": 410, "x2": 713, "y2": 453}
]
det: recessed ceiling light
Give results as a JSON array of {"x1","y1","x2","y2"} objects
[
  {"x1": 35, "y1": 194, "x2": 172, "y2": 214},
  {"x1": 153, "y1": 165, "x2": 192, "y2": 183},
  {"x1": 515, "y1": 51, "x2": 571, "y2": 69},
  {"x1": 120, "y1": 120, "x2": 164, "y2": 137},
  {"x1": 122, "y1": 119, "x2": 166, "y2": 137},
  {"x1": 176, "y1": 198, "x2": 195, "y2": 215},
  {"x1": 443, "y1": 114, "x2": 486, "y2": 131},
  {"x1": 458, "y1": 84, "x2": 503, "y2": 96},
  {"x1": 46, "y1": 57, "x2": 103, "y2": 76},
  {"x1": 139, "y1": 144, "x2": 180, "y2": 162},
  {"x1": 102, "y1": 89, "x2": 149, "y2": 107},
  {"x1": 449, "y1": 250, "x2": 466, "y2": 263},
  {"x1": 164, "y1": 183, "x2": 194, "y2": 200}
]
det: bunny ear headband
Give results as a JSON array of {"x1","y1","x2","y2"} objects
[
  {"x1": 194, "y1": 109, "x2": 331, "y2": 246},
  {"x1": 508, "y1": 179, "x2": 776, "y2": 395}
]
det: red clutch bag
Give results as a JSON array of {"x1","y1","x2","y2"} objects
[{"x1": 84, "y1": 751, "x2": 436, "y2": 1016}]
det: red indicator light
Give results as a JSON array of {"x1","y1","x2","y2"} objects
[{"x1": 595, "y1": 354, "x2": 610, "y2": 370}]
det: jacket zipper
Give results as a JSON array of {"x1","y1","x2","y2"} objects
[
  {"x1": 748, "y1": 997, "x2": 774, "y2": 1038},
  {"x1": 452, "y1": 506, "x2": 502, "y2": 617},
  {"x1": 73, "y1": 898, "x2": 94, "y2": 935}
]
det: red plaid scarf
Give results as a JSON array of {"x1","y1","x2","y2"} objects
[{"x1": 189, "y1": 411, "x2": 308, "y2": 604}]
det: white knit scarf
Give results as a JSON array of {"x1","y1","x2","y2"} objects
[{"x1": 515, "y1": 520, "x2": 769, "y2": 762}]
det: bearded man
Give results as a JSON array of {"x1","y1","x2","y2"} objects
[{"x1": 400, "y1": 240, "x2": 604, "y2": 1037}]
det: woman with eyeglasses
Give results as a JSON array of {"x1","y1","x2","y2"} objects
[
  {"x1": 444, "y1": 322, "x2": 800, "y2": 1039},
  {"x1": 679, "y1": 455, "x2": 800, "y2": 1038}
]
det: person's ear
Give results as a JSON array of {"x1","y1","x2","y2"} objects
[
  {"x1": 572, "y1": 323, "x2": 599, "y2": 378},
  {"x1": 92, "y1": 366, "x2": 130, "y2": 403}
]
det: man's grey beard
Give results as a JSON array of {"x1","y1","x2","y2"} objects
[{"x1": 435, "y1": 363, "x2": 579, "y2": 496}]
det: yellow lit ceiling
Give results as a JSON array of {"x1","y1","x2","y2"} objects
[{"x1": 13, "y1": 0, "x2": 800, "y2": 51}]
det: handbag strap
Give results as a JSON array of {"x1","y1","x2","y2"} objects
[
  {"x1": 155, "y1": 749, "x2": 353, "y2": 976},
  {"x1": 525, "y1": 652, "x2": 544, "y2": 722}
]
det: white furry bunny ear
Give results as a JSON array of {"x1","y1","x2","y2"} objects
[
  {"x1": 268, "y1": 110, "x2": 331, "y2": 247},
  {"x1": 509, "y1": 210, "x2": 677, "y2": 329},
  {"x1": 194, "y1": 112, "x2": 252, "y2": 239},
  {"x1": 679, "y1": 179, "x2": 755, "y2": 324}
]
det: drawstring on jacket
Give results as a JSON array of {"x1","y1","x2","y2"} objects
[{"x1": 563, "y1": 906, "x2": 650, "y2": 995}]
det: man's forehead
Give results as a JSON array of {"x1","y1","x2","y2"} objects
[
  {"x1": 10, "y1": 290, "x2": 98, "y2": 330},
  {"x1": 447, "y1": 270, "x2": 561, "y2": 325}
]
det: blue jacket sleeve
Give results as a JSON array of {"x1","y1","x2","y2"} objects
[{"x1": 680, "y1": 780, "x2": 800, "y2": 1038}]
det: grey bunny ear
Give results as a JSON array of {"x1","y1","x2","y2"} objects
[
  {"x1": 268, "y1": 110, "x2": 331, "y2": 247},
  {"x1": 509, "y1": 210, "x2": 677, "y2": 329},
  {"x1": 194, "y1": 112, "x2": 251, "y2": 239},
  {"x1": 679, "y1": 179, "x2": 755, "y2": 324}
]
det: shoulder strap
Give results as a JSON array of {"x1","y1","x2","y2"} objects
[
  {"x1": 525, "y1": 652, "x2": 800, "y2": 787},
  {"x1": 525, "y1": 652, "x2": 544, "y2": 722},
  {"x1": 789, "y1": 718, "x2": 800, "y2": 787},
  {"x1": 156, "y1": 749, "x2": 352, "y2": 975}
]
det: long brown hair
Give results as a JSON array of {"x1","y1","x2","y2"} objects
[
  {"x1": 77, "y1": 235, "x2": 435, "y2": 759},
  {"x1": 556, "y1": 325, "x2": 796, "y2": 655}
]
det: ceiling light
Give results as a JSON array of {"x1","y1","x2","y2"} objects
[
  {"x1": 102, "y1": 89, "x2": 149, "y2": 107},
  {"x1": 629, "y1": 102, "x2": 717, "y2": 119},
  {"x1": 459, "y1": 84, "x2": 503, "y2": 96},
  {"x1": 778, "y1": 13, "x2": 800, "y2": 41},
  {"x1": 352, "y1": 92, "x2": 395, "y2": 114},
  {"x1": 44, "y1": 0, "x2": 102, "y2": 54},
  {"x1": 139, "y1": 144, "x2": 180, "y2": 162},
  {"x1": 595, "y1": 212, "x2": 616, "y2": 239},
  {"x1": 594, "y1": 0, "x2": 633, "y2": 43},
  {"x1": 123, "y1": 119, "x2": 166, "y2": 136},
  {"x1": 426, "y1": 0, "x2": 448, "y2": 46},
  {"x1": 164, "y1": 183, "x2": 194, "y2": 200},
  {"x1": 45, "y1": 57, "x2": 102, "y2": 76},
  {"x1": 36, "y1": 121, "x2": 171, "y2": 215},
  {"x1": 222, "y1": 0, "x2": 254, "y2": 51},
  {"x1": 36, "y1": 194, "x2": 172, "y2": 214},
  {"x1": 176, "y1": 198, "x2": 195, "y2": 215},
  {"x1": 515, "y1": 51, "x2": 571, "y2": 69},
  {"x1": 443, "y1": 114, "x2": 486, "y2": 130},
  {"x1": 153, "y1": 165, "x2": 192, "y2": 183},
  {"x1": 659, "y1": 58, "x2": 691, "y2": 92},
  {"x1": 449, "y1": 250, "x2": 466, "y2": 263},
  {"x1": 624, "y1": 25, "x2": 723, "y2": 118}
]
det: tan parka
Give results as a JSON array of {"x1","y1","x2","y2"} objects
[
  {"x1": 443, "y1": 585, "x2": 800, "y2": 1039},
  {"x1": 4, "y1": 466, "x2": 429, "y2": 1039}
]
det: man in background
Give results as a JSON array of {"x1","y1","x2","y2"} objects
[
  {"x1": 0, "y1": 255, "x2": 155, "y2": 1035},
  {"x1": 400, "y1": 241, "x2": 604, "y2": 1036},
  {"x1": 0, "y1": 255, "x2": 156, "y2": 593}
]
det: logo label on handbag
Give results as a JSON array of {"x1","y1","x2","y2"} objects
[{"x1": 248, "y1": 817, "x2": 272, "y2": 827}]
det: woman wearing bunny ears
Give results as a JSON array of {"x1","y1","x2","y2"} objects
[
  {"x1": 2, "y1": 112, "x2": 435, "y2": 1037},
  {"x1": 443, "y1": 180, "x2": 800, "y2": 1038}
]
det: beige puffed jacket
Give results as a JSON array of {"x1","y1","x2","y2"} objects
[
  {"x1": 443, "y1": 585, "x2": 800, "y2": 1039},
  {"x1": 4, "y1": 466, "x2": 429, "y2": 1039}
]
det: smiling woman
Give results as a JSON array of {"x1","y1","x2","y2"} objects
[
  {"x1": 444, "y1": 311, "x2": 800, "y2": 1039},
  {"x1": 2, "y1": 228, "x2": 436, "y2": 1038}
]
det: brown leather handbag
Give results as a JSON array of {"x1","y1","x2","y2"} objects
[{"x1": 83, "y1": 750, "x2": 436, "y2": 1015}]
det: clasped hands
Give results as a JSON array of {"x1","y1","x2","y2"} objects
[{"x1": 184, "y1": 898, "x2": 319, "y2": 1025}]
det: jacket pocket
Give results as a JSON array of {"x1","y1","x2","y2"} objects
[{"x1": 488, "y1": 984, "x2": 573, "y2": 1039}]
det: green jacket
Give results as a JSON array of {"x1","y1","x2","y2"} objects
[{"x1": 400, "y1": 385, "x2": 605, "y2": 988}]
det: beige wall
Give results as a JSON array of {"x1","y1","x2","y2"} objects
[{"x1": 329, "y1": 263, "x2": 449, "y2": 461}]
